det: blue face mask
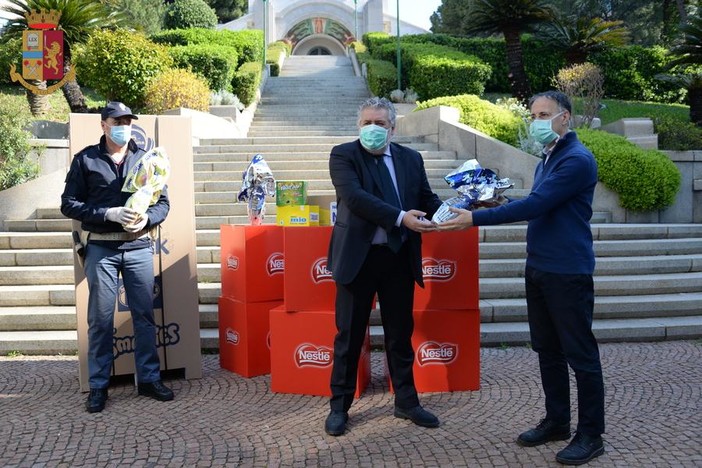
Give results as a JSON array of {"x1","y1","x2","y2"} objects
[
  {"x1": 529, "y1": 111, "x2": 564, "y2": 145},
  {"x1": 109, "y1": 125, "x2": 131, "y2": 146},
  {"x1": 359, "y1": 124, "x2": 390, "y2": 152}
]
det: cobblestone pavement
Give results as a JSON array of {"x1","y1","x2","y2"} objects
[{"x1": 1, "y1": 341, "x2": 700, "y2": 467}]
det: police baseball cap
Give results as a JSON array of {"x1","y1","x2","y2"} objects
[{"x1": 101, "y1": 101, "x2": 138, "y2": 121}]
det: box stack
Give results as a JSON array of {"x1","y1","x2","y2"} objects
[
  {"x1": 218, "y1": 225, "x2": 284, "y2": 377},
  {"x1": 275, "y1": 181, "x2": 337, "y2": 227},
  {"x1": 386, "y1": 229, "x2": 481, "y2": 393},
  {"x1": 269, "y1": 226, "x2": 370, "y2": 397}
]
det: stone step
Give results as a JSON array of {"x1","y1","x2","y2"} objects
[
  {"x1": 478, "y1": 272, "x2": 702, "y2": 299},
  {"x1": 193, "y1": 142, "x2": 440, "y2": 154},
  {"x1": 3, "y1": 224, "x2": 701, "y2": 249},
  {"x1": 481, "y1": 292, "x2": 702, "y2": 323},
  {"x1": 193, "y1": 150, "x2": 452, "y2": 162},
  {"x1": 193, "y1": 158, "x2": 460, "y2": 172},
  {"x1": 3, "y1": 314, "x2": 701, "y2": 355},
  {"x1": 247, "y1": 130, "x2": 358, "y2": 137}
]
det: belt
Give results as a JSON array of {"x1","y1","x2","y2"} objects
[{"x1": 88, "y1": 229, "x2": 150, "y2": 241}]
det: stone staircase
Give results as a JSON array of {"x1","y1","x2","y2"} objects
[{"x1": 1, "y1": 56, "x2": 701, "y2": 354}]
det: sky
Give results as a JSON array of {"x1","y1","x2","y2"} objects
[{"x1": 389, "y1": 0, "x2": 442, "y2": 31}]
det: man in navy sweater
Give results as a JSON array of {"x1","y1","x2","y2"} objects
[{"x1": 438, "y1": 91, "x2": 605, "y2": 465}]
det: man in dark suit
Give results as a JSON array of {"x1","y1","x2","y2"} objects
[{"x1": 324, "y1": 97, "x2": 443, "y2": 436}]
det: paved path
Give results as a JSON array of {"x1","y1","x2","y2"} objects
[{"x1": 1, "y1": 341, "x2": 700, "y2": 467}]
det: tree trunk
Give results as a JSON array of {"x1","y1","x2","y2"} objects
[
  {"x1": 675, "y1": 0, "x2": 687, "y2": 27},
  {"x1": 502, "y1": 27, "x2": 532, "y2": 104},
  {"x1": 688, "y1": 85, "x2": 702, "y2": 125},
  {"x1": 25, "y1": 80, "x2": 50, "y2": 117},
  {"x1": 61, "y1": 55, "x2": 89, "y2": 113}
]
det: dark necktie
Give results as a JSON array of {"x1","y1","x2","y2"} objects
[{"x1": 375, "y1": 155, "x2": 403, "y2": 252}]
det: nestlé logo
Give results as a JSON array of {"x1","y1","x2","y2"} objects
[
  {"x1": 227, "y1": 255, "x2": 239, "y2": 270},
  {"x1": 294, "y1": 343, "x2": 332, "y2": 367},
  {"x1": 421, "y1": 258, "x2": 456, "y2": 282},
  {"x1": 311, "y1": 257, "x2": 333, "y2": 283},
  {"x1": 417, "y1": 341, "x2": 458, "y2": 366},
  {"x1": 226, "y1": 328, "x2": 240, "y2": 345},
  {"x1": 266, "y1": 252, "x2": 284, "y2": 276}
]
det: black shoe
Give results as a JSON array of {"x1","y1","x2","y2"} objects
[
  {"x1": 137, "y1": 380, "x2": 174, "y2": 401},
  {"x1": 324, "y1": 410, "x2": 348, "y2": 436},
  {"x1": 86, "y1": 388, "x2": 108, "y2": 413},
  {"x1": 394, "y1": 405, "x2": 440, "y2": 428},
  {"x1": 556, "y1": 432, "x2": 604, "y2": 465},
  {"x1": 517, "y1": 419, "x2": 571, "y2": 447}
]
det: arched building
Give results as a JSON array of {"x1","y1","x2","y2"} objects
[{"x1": 220, "y1": 0, "x2": 429, "y2": 56}]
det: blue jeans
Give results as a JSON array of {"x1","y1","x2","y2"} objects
[
  {"x1": 525, "y1": 266, "x2": 605, "y2": 437},
  {"x1": 84, "y1": 243, "x2": 161, "y2": 389}
]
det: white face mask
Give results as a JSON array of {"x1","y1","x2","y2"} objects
[{"x1": 108, "y1": 124, "x2": 131, "y2": 146}]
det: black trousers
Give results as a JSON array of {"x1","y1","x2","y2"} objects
[
  {"x1": 525, "y1": 266, "x2": 605, "y2": 437},
  {"x1": 329, "y1": 243, "x2": 419, "y2": 412}
]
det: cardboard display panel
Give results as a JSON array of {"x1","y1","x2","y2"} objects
[
  {"x1": 70, "y1": 113, "x2": 201, "y2": 391},
  {"x1": 269, "y1": 306, "x2": 370, "y2": 397},
  {"x1": 414, "y1": 229, "x2": 479, "y2": 310},
  {"x1": 386, "y1": 309, "x2": 480, "y2": 393},
  {"x1": 282, "y1": 226, "x2": 336, "y2": 311},
  {"x1": 220, "y1": 225, "x2": 284, "y2": 302},
  {"x1": 218, "y1": 297, "x2": 280, "y2": 377}
]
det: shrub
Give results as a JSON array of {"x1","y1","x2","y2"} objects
[
  {"x1": 76, "y1": 29, "x2": 173, "y2": 110},
  {"x1": 577, "y1": 128, "x2": 681, "y2": 211},
  {"x1": 362, "y1": 32, "x2": 394, "y2": 55},
  {"x1": 210, "y1": 90, "x2": 244, "y2": 110},
  {"x1": 231, "y1": 62, "x2": 262, "y2": 106},
  {"x1": 590, "y1": 46, "x2": 683, "y2": 103},
  {"x1": 374, "y1": 42, "x2": 491, "y2": 101},
  {"x1": 164, "y1": 0, "x2": 217, "y2": 30},
  {"x1": 168, "y1": 44, "x2": 238, "y2": 92},
  {"x1": 0, "y1": 95, "x2": 38, "y2": 190},
  {"x1": 416, "y1": 94, "x2": 522, "y2": 146},
  {"x1": 151, "y1": 28, "x2": 263, "y2": 67},
  {"x1": 553, "y1": 63, "x2": 605, "y2": 128},
  {"x1": 0, "y1": 38, "x2": 22, "y2": 86},
  {"x1": 356, "y1": 53, "x2": 397, "y2": 98},
  {"x1": 266, "y1": 41, "x2": 289, "y2": 77},
  {"x1": 653, "y1": 115, "x2": 702, "y2": 151},
  {"x1": 350, "y1": 41, "x2": 367, "y2": 54},
  {"x1": 143, "y1": 68, "x2": 211, "y2": 114}
]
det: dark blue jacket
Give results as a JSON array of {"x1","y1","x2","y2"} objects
[
  {"x1": 61, "y1": 136, "x2": 170, "y2": 248},
  {"x1": 472, "y1": 131, "x2": 597, "y2": 275}
]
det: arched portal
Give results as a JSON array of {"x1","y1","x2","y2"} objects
[{"x1": 285, "y1": 17, "x2": 354, "y2": 56}]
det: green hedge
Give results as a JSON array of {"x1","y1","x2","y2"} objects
[
  {"x1": 373, "y1": 42, "x2": 491, "y2": 100},
  {"x1": 164, "y1": 0, "x2": 217, "y2": 30},
  {"x1": 0, "y1": 94, "x2": 38, "y2": 190},
  {"x1": 151, "y1": 28, "x2": 263, "y2": 68},
  {"x1": 577, "y1": 128, "x2": 681, "y2": 211},
  {"x1": 356, "y1": 52, "x2": 397, "y2": 98},
  {"x1": 231, "y1": 61, "x2": 263, "y2": 106},
  {"x1": 0, "y1": 38, "x2": 22, "y2": 86},
  {"x1": 266, "y1": 41, "x2": 290, "y2": 77},
  {"x1": 168, "y1": 44, "x2": 238, "y2": 92},
  {"x1": 387, "y1": 33, "x2": 685, "y2": 103},
  {"x1": 416, "y1": 94, "x2": 521, "y2": 146},
  {"x1": 76, "y1": 29, "x2": 173, "y2": 110},
  {"x1": 590, "y1": 46, "x2": 683, "y2": 103}
]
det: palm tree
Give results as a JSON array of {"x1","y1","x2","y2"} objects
[
  {"x1": 667, "y1": 14, "x2": 702, "y2": 124},
  {"x1": 464, "y1": 0, "x2": 555, "y2": 102},
  {"x1": 538, "y1": 16, "x2": 630, "y2": 65},
  {"x1": 1, "y1": 0, "x2": 126, "y2": 115}
]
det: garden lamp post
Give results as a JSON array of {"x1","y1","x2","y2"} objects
[
  {"x1": 396, "y1": 0, "x2": 401, "y2": 91},
  {"x1": 354, "y1": 0, "x2": 358, "y2": 40},
  {"x1": 263, "y1": 0, "x2": 268, "y2": 67}
]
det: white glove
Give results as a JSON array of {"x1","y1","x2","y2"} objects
[
  {"x1": 105, "y1": 207, "x2": 138, "y2": 226},
  {"x1": 124, "y1": 216, "x2": 148, "y2": 233}
]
